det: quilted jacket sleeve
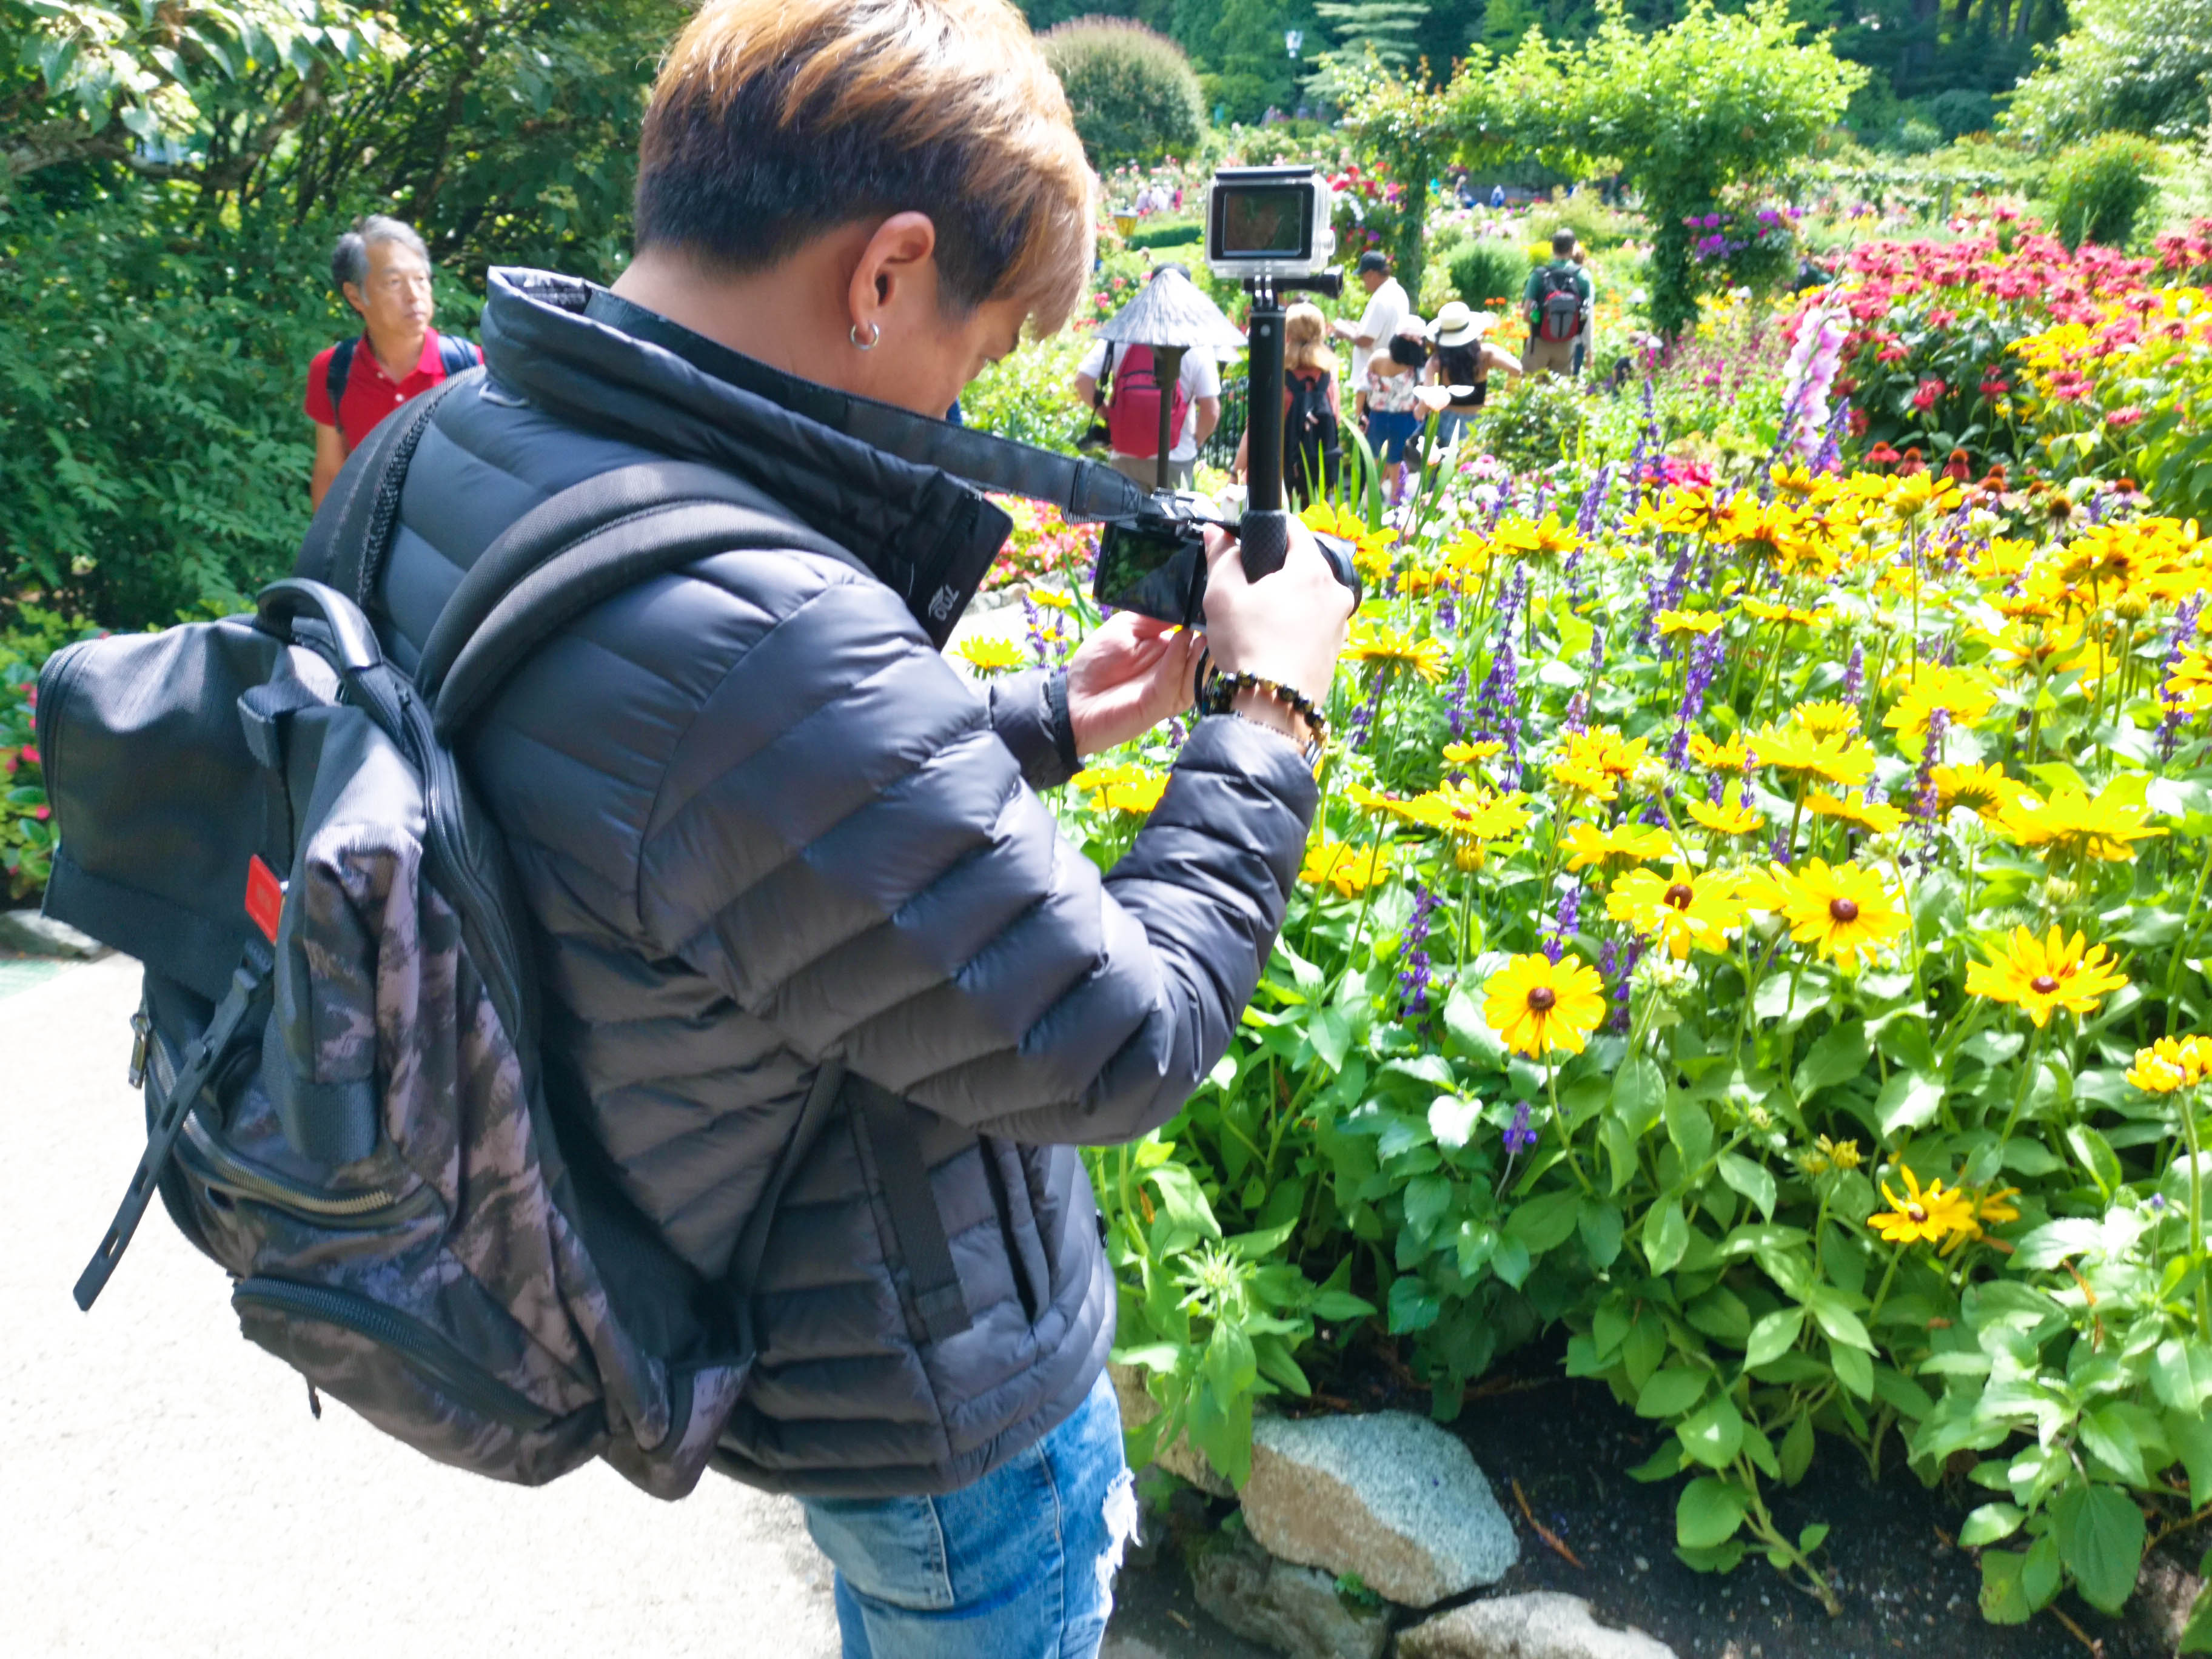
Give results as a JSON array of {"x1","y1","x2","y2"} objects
[
  {"x1": 982, "y1": 666, "x2": 1079, "y2": 792},
  {"x1": 638, "y1": 554, "x2": 1318, "y2": 1148}
]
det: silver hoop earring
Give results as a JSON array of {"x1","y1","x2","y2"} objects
[{"x1": 850, "y1": 320, "x2": 881, "y2": 352}]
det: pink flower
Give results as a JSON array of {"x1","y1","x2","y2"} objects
[
  {"x1": 1911, "y1": 378, "x2": 1946, "y2": 411},
  {"x1": 2107, "y1": 406, "x2": 2145, "y2": 429},
  {"x1": 20, "y1": 745, "x2": 38, "y2": 767}
]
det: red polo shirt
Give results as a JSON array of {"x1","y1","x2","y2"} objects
[{"x1": 304, "y1": 329, "x2": 474, "y2": 449}]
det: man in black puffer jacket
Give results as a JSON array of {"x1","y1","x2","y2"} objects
[{"x1": 362, "y1": 2, "x2": 1352, "y2": 1652}]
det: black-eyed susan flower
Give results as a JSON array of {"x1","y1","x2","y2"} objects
[
  {"x1": 1482, "y1": 953, "x2": 1608, "y2": 1059},
  {"x1": 1686, "y1": 731, "x2": 1752, "y2": 773},
  {"x1": 2127, "y1": 1035, "x2": 2212, "y2": 1094},
  {"x1": 1928, "y1": 762, "x2": 2020, "y2": 817},
  {"x1": 1774, "y1": 859, "x2": 1908, "y2": 970},
  {"x1": 1300, "y1": 837, "x2": 1392, "y2": 897},
  {"x1": 1963, "y1": 926, "x2": 2128, "y2": 1027},
  {"x1": 1752, "y1": 723, "x2": 1877, "y2": 791},
  {"x1": 1342, "y1": 619, "x2": 1449, "y2": 683},
  {"x1": 1071, "y1": 763, "x2": 1168, "y2": 816},
  {"x1": 1868, "y1": 1164, "x2": 1976, "y2": 1245},
  {"x1": 1655, "y1": 608, "x2": 1724, "y2": 639},
  {"x1": 1996, "y1": 787, "x2": 2166, "y2": 863},
  {"x1": 1788, "y1": 700, "x2": 1860, "y2": 739},
  {"x1": 955, "y1": 632, "x2": 1027, "y2": 674},
  {"x1": 1808, "y1": 791, "x2": 1906, "y2": 837},
  {"x1": 1561, "y1": 820, "x2": 1674, "y2": 874},
  {"x1": 1686, "y1": 797, "x2": 1765, "y2": 837},
  {"x1": 1883, "y1": 666, "x2": 1996, "y2": 739},
  {"x1": 1604, "y1": 865, "x2": 1748, "y2": 960}
]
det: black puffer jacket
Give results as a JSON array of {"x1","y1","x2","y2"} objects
[{"x1": 369, "y1": 269, "x2": 1319, "y2": 1496}]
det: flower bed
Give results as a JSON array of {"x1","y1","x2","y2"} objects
[{"x1": 1017, "y1": 357, "x2": 2212, "y2": 1630}]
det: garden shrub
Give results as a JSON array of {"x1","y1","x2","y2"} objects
[
  {"x1": 0, "y1": 606, "x2": 96, "y2": 902},
  {"x1": 960, "y1": 333, "x2": 1091, "y2": 456},
  {"x1": 1039, "y1": 19, "x2": 1206, "y2": 170},
  {"x1": 0, "y1": 189, "x2": 368, "y2": 629},
  {"x1": 1126, "y1": 218, "x2": 1202, "y2": 251},
  {"x1": 1449, "y1": 240, "x2": 1530, "y2": 312},
  {"x1": 2044, "y1": 133, "x2": 2168, "y2": 252},
  {"x1": 1473, "y1": 374, "x2": 1590, "y2": 473}
]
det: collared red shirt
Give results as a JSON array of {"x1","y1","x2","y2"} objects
[{"x1": 305, "y1": 328, "x2": 476, "y2": 450}]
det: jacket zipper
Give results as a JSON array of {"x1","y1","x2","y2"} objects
[{"x1": 233, "y1": 1276, "x2": 555, "y2": 1432}]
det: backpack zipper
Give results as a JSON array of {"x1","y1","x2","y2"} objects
[
  {"x1": 233, "y1": 1276, "x2": 555, "y2": 1432},
  {"x1": 149, "y1": 1032, "x2": 434, "y2": 1225}
]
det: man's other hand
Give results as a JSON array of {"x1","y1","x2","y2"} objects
[{"x1": 1065, "y1": 611, "x2": 1205, "y2": 757}]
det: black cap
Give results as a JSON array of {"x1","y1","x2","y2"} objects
[{"x1": 1355, "y1": 251, "x2": 1390, "y2": 275}]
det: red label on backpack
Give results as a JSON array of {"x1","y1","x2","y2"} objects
[{"x1": 245, "y1": 855, "x2": 284, "y2": 944}]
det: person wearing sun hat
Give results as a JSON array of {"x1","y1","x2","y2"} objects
[{"x1": 1418, "y1": 299, "x2": 1523, "y2": 452}]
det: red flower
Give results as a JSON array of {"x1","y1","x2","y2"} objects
[
  {"x1": 33, "y1": 805, "x2": 50, "y2": 822},
  {"x1": 1848, "y1": 408, "x2": 1869, "y2": 437},
  {"x1": 21, "y1": 745, "x2": 38, "y2": 767},
  {"x1": 2107, "y1": 406, "x2": 2145, "y2": 429},
  {"x1": 1942, "y1": 447, "x2": 1973, "y2": 481},
  {"x1": 1866, "y1": 441, "x2": 1901, "y2": 467},
  {"x1": 1911, "y1": 378, "x2": 1947, "y2": 411},
  {"x1": 1979, "y1": 373, "x2": 2009, "y2": 398},
  {"x1": 1899, "y1": 447, "x2": 1926, "y2": 476}
]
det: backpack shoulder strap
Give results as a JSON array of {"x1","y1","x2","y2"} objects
[
  {"x1": 437, "y1": 334, "x2": 480, "y2": 377},
  {"x1": 295, "y1": 369, "x2": 472, "y2": 607},
  {"x1": 417, "y1": 460, "x2": 865, "y2": 740},
  {"x1": 326, "y1": 337, "x2": 357, "y2": 415}
]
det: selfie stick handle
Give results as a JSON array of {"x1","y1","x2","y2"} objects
[{"x1": 1241, "y1": 282, "x2": 1291, "y2": 580}]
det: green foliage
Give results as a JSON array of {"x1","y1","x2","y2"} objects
[
  {"x1": 1469, "y1": 371, "x2": 1589, "y2": 471},
  {"x1": 959, "y1": 333, "x2": 1091, "y2": 456},
  {"x1": 1449, "y1": 0, "x2": 1865, "y2": 337},
  {"x1": 2006, "y1": 0, "x2": 2212, "y2": 145},
  {"x1": 1304, "y1": 1, "x2": 1430, "y2": 106},
  {"x1": 0, "y1": 606, "x2": 89, "y2": 900},
  {"x1": 1340, "y1": 64, "x2": 1453, "y2": 306},
  {"x1": 2043, "y1": 133, "x2": 2168, "y2": 253},
  {"x1": 1449, "y1": 238, "x2": 1528, "y2": 309},
  {"x1": 1041, "y1": 18, "x2": 1207, "y2": 169},
  {"x1": 1127, "y1": 217, "x2": 1204, "y2": 250},
  {"x1": 0, "y1": 189, "x2": 356, "y2": 626}
]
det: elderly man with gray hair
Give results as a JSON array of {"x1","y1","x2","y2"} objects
[{"x1": 304, "y1": 215, "x2": 480, "y2": 507}]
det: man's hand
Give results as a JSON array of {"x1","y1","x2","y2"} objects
[{"x1": 1065, "y1": 611, "x2": 1207, "y2": 757}]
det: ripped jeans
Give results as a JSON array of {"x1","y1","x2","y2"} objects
[{"x1": 800, "y1": 1369, "x2": 1136, "y2": 1659}]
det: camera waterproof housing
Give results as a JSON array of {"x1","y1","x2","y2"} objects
[{"x1": 1205, "y1": 166, "x2": 1337, "y2": 283}]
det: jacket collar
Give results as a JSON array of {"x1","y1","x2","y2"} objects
[{"x1": 479, "y1": 267, "x2": 1010, "y2": 641}]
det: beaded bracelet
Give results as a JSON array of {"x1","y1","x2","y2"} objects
[{"x1": 1198, "y1": 668, "x2": 1330, "y2": 751}]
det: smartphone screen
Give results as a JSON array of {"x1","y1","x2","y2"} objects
[{"x1": 1093, "y1": 519, "x2": 1207, "y2": 628}]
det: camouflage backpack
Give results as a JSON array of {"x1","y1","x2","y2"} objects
[{"x1": 38, "y1": 378, "x2": 857, "y2": 1496}]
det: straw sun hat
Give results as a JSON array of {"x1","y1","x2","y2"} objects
[{"x1": 1428, "y1": 301, "x2": 1496, "y2": 349}]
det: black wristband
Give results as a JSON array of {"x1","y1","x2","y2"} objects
[{"x1": 1198, "y1": 669, "x2": 1329, "y2": 751}]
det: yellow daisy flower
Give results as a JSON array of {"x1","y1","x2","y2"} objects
[
  {"x1": 1772, "y1": 859, "x2": 1908, "y2": 970},
  {"x1": 1963, "y1": 927, "x2": 2128, "y2": 1027},
  {"x1": 1686, "y1": 731, "x2": 1752, "y2": 773},
  {"x1": 1655, "y1": 609, "x2": 1724, "y2": 638},
  {"x1": 1883, "y1": 666, "x2": 1996, "y2": 739},
  {"x1": 1996, "y1": 788, "x2": 2165, "y2": 863},
  {"x1": 955, "y1": 633, "x2": 1027, "y2": 674},
  {"x1": 1806, "y1": 791, "x2": 1906, "y2": 837},
  {"x1": 1481, "y1": 953, "x2": 1609, "y2": 1059},
  {"x1": 1789, "y1": 700, "x2": 1860, "y2": 739},
  {"x1": 1604, "y1": 865, "x2": 1748, "y2": 960},
  {"x1": 1342, "y1": 619, "x2": 1449, "y2": 684},
  {"x1": 1928, "y1": 763, "x2": 2020, "y2": 818},
  {"x1": 1300, "y1": 838, "x2": 1392, "y2": 897},
  {"x1": 1868, "y1": 1164, "x2": 1977, "y2": 1246},
  {"x1": 2127, "y1": 1035, "x2": 2212, "y2": 1094},
  {"x1": 1686, "y1": 797, "x2": 1766, "y2": 837},
  {"x1": 1561, "y1": 820, "x2": 1675, "y2": 873}
]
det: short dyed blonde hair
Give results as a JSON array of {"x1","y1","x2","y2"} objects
[{"x1": 637, "y1": 0, "x2": 1095, "y2": 333}]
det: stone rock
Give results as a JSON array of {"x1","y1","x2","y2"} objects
[
  {"x1": 1188, "y1": 1529, "x2": 1391, "y2": 1659},
  {"x1": 1239, "y1": 1412, "x2": 1517, "y2": 1608},
  {"x1": 1110, "y1": 1361, "x2": 1233, "y2": 1498},
  {"x1": 0, "y1": 909, "x2": 107, "y2": 960},
  {"x1": 1396, "y1": 1592, "x2": 1677, "y2": 1659}
]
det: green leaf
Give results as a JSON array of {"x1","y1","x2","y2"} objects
[
  {"x1": 1664, "y1": 1091, "x2": 1713, "y2": 1168},
  {"x1": 1794, "y1": 1017, "x2": 1869, "y2": 1094},
  {"x1": 1643, "y1": 1199, "x2": 1689, "y2": 1275},
  {"x1": 1829, "y1": 1338, "x2": 1874, "y2": 1399},
  {"x1": 1961, "y1": 1503, "x2": 2025, "y2": 1547},
  {"x1": 2064, "y1": 1123, "x2": 2123, "y2": 1199},
  {"x1": 1404, "y1": 1174, "x2": 1455, "y2": 1238},
  {"x1": 1806, "y1": 1289, "x2": 1875, "y2": 1352},
  {"x1": 1626, "y1": 1438, "x2": 1684, "y2": 1483},
  {"x1": 1678, "y1": 1395, "x2": 1746, "y2": 1468},
  {"x1": 1979, "y1": 1549, "x2": 2034, "y2": 1624},
  {"x1": 1506, "y1": 1190, "x2": 1583, "y2": 1254},
  {"x1": 1778, "y1": 1412, "x2": 1815, "y2": 1484},
  {"x1": 1637, "y1": 1367, "x2": 1711, "y2": 1419},
  {"x1": 1676, "y1": 1476, "x2": 1749, "y2": 1550},
  {"x1": 1717, "y1": 1153, "x2": 1777, "y2": 1222},
  {"x1": 2081, "y1": 1405, "x2": 2149, "y2": 1488},
  {"x1": 1428, "y1": 1093, "x2": 1481, "y2": 1148},
  {"x1": 1612, "y1": 1055, "x2": 1665, "y2": 1136},
  {"x1": 2051, "y1": 1483, "x2": 2146, "y2": 1615},
  {"x1": 1577, "y1": 1199, "x2": 1625, "y2": 1269},
  {"x1": 1743, "y1": 1307, "x2": 1804, "y2": 1370},
  {"x1": 1312, "y1": 1008, "x2": 1352, "y2": 1073},
  {"x1": 1443, "y1": 984, "x2": 1507, "y2": 1067},
  {"x1": 1307, "y1": 1289, "x2": 1376, "y2": 1322},
  {"x1": 1111, "y1": 1342, "x2": 1183, "y2": 1373},
  {"x1": 2170, "y1": 1410, "x2": 2212, "y2": 1508},
  {"x1": 1875, "y1": 1069, "x2": 1946, "y2": 1138},
  {"x1": 1388, "y1": 1276, "x2": 1441, "y2": 1333}
]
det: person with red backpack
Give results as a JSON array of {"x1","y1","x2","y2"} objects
[
  {"x1": 1073, "y1": 267, "x2": 1221, "y2": 491},
  {"x1": 305, "y1": 216, "x2": 480, "y2": 508},
  {"x1": 1521, "y1": 228, "x2": 1592, "y2": 378}
]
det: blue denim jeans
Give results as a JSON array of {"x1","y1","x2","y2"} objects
[{"x1": 799, "y1": 1370, "x2": 1135, "y2": 1659}]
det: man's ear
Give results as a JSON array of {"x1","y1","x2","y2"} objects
[
  {"x1": 340, "y1": 283, "x2": 367, "y2": 319},
  {"x1": 846, "y1": 212, "x2": 940, "y2": 336}
]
